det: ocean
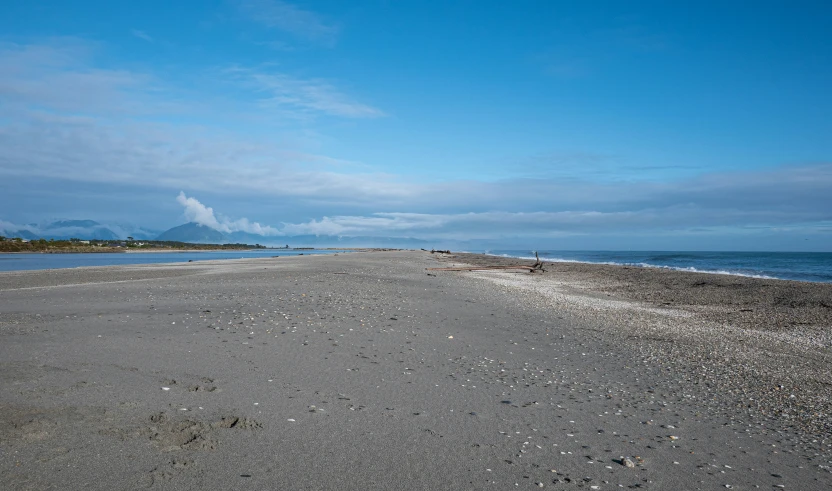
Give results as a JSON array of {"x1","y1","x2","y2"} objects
[
  {"x1": 483, "y1": 250, "x2": 832, "y2": 284},
  {"x1": 0, "y1": 249, "x2": 346, "y2": 272}
]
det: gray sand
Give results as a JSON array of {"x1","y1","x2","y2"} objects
[{"x1": 1, "y1": 251, "x2": 830, "y2": 490}]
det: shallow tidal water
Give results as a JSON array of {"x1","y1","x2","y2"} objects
[{"x1": 0, "y1": 249, "x2": 345, "y2": 272}]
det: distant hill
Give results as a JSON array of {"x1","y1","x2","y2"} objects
[
  {"x1": 156, "y1": 222, "x2": 226, "y2": 243},
  {"x1": 11, "y1": 230, "x2": 40, "y2": 240},
  {"x1": 154, "y1": 223, "x2": 435, "y2": 248},
  {"x1": 0, "y1": 219, "x2": 122, "y2": 241},
  {"x1": 40, "y1": 220, "x2": 121, "y2": 240},
  {"x1": 3, "y1": 219, "x2": 441, "y2": 248}
]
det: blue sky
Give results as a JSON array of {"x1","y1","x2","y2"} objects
[{"x1": 0, "y1": 0, "x2": 830, "y2": 250}]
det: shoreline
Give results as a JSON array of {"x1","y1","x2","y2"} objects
[
  {"x1": 482, "y1": 251, "x2": 777, "y2": 280},
  {"x1": 2, "y1": 250, "x2": 830, "y2": 489},
  {"x1": 476, "y1": 250, "x2": 830, "y2": 284}
]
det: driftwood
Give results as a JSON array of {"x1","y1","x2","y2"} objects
[
  {"x1": 427, "y1": 265, "x2": 542, "y2": 272},
  {"x1": 532, "y1": 251, "x2": 544, "y2": 270},
  {"x1": 430, "y1": 249, "x2": 452, "y2": 254}
]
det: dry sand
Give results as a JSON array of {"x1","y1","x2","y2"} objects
[{"x1": 1, "y1": 250, "x2": 830, "y2": 490}]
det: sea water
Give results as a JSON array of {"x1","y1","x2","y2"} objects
[
  {"x1": 0, "y1": 249, "x2": 347, "y2": 272},
  {"x1": 484, "y1": 250, "x2": 832, "y2": 283}
]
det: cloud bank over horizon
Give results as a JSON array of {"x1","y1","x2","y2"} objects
[{"x1": 171, "y1": 183, "x2": 832, "y2": 242}]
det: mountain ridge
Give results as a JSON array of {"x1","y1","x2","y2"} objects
[
  {"x1": 1, "y1": 218, "x2": 445, "y2": 248},
  {"x1": 155, "y1": 222, "x2": 434, "y2": 248},
  {"x1": 156, "y1": 222, "x2": 226, "y2": 243}
]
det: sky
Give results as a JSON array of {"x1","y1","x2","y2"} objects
[{"x1": 0, "y1": 0, "x2": 830, "y2": 250}]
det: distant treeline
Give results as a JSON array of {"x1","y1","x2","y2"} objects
[{"x1": 0, "y1": 237, "x2": 266, "y2": 253}]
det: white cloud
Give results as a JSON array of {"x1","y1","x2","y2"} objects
[
  {"x1": 130, "y1": 29, "x2": 153, "y2": 42},
  {"x1": 0, "y1": 40, "x2": 388, "y2": 200},
  {"x1": 238, "y1": 0, "x2": 339, "y2": 46},
  {"x1": 0, "y1": 40, "x2": 151, "y2": 114},
  {"x1": 176, "y1": 192, "x2": 280, "y2": 235},
  {"x1": 177, "y1": 192, "x2": 224, "y2": 230},
  {"x1": 233, "y1": 68, "x2": 384, "y2": 118},
  {"x1": 278, "y1": 211, "x2": 598, "y2": 238}
]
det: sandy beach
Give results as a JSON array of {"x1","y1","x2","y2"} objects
[{"x1": 1, "y1": 250, "x2": 830, "y2": 490}]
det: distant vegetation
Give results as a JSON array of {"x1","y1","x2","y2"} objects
[{"x1": 0, "y1": 236, "x2": 266, "y2": 253}]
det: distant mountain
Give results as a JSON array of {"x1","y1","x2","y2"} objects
[
  {"x1": 118, "y1": 225, "x2": 162, "y2": 241},
  {"x1": 0, "y1": 219, "x2": 161, "y2": 241},
  {"x1": 2, "y1": 218, "x2": 450, "y2": 248},
  {"x1": 0, "y1": 220, "x2": 119, "y2": 240},
  {"x1": 10, "y1": 229, "x2": 40, "y2": 240},
  {"x1": 43, "y1": 220, "x2": 121, "y2": 240},
  {"x1": 3, "y1": 218, "x2": 438, "y2": 247},
  {"x1": 154, "y1": 223, "x2": 436, "y2": 248},
  {"x1": 156, "y1": 222, "x2": 225, "y2": 243}
]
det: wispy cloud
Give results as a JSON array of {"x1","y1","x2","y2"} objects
[
  {"x1": 130, "y1": 29, "x2": 153, "y2": 42},
  {"x1": 230, "y1": 67, "x2": 384, "y2": 118},
  {"x1": 238, "y1": 0, "x2": 339, "y2": 46},
  {"x1": 0, "y1": 40, "x2": 380, "y2": 122},
  {"x1": 0, "y1": 40, "x2": 383, "y2": 195},
  {"x1": 0, "y1": 40, "x2": 152, "y2": 114}
]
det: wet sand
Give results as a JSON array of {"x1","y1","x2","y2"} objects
[{"x1": 1, "y1": 250, "x2": 830, "y2": 490}]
